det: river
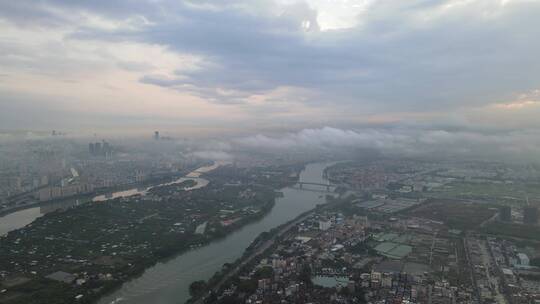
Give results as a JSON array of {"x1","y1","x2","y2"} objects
[
  {"x1": 92, "y1": 161, "x2": 226, "y2": 202},
  {"x1": 0, "y1": 162, "x2": 334, "y2": 303},
  {"x1": 98, "y1": 161, "x2": 333, "y2": 304},
  {"x1": 0, "y1": 162, "x2": 226, "y2": 236}
]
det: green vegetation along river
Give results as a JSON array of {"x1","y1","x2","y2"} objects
[{"x1": 98, "y1": 162, "x2": 333, "y2": 304}]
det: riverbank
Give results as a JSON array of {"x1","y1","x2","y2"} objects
[
  {"x1": 95, "y1": 195, "x2": 278, "y2": 304},
  {"x1": 185, "y1": 188, "x2": 345, "y2": 303},
  {"x1": 0, "y1": 180, "x2": 281, "y2": 304},
  {"x1": 0, "y1": 169, "x2": 192, "y2": 218},
  {"x1": 0, "y1": 162, "x2": 213, "y2": 236},
  {"x1": 0, "y1": 160, "x2": 215, "y2": 219},
  {"x1": 186, "y1": 205, "x2": 321, "y2": 303},
  {"x1": 97, "y1": 162, "x2": 334, "y2": 304}
]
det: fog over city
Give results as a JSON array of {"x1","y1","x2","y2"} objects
[{"x1": 191, "y1": 126, "x2": 540, "y2": 162}]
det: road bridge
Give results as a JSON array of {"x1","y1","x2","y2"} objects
[{"x1": 296, "y1": 181, "x2": 334, "y2": 191}]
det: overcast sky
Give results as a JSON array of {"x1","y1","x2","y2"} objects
[{"x1": 1, "y1": 0, "x2": 540, "y2": 136}]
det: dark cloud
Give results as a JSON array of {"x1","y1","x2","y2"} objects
[
  {"x1": 57, "y1": 0, "x2": 540, "y2": 111},
  {"x1": 139, "y1": 75, "x2": 185, "y2": 87},
  {"x1": 2, "y1": 0, "x2": 540, "y2": 121}
]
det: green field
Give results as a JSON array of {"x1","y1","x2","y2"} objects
[
  {"x1": 427, "y1": 181, "x2": 540, "y2": 203},
  {"x1": 482, "y1": 222, "x2": 540, "y2": 242},
  {"x1": 407, "y1": 199, "x2": 496, "y2": 230}
]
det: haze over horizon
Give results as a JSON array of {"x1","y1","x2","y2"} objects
[{"x1": 2, "y1": 0, "x2": 540, "y2": 160}]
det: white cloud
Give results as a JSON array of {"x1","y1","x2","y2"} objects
[
  {"x1": 191, "y1": 150, "x2": 233, "y2": 161},
  {"x1": 1, "y1": 0, "x2": 540, "y2": 133},
  {"x1": 232, "y1": 127, "x2": 540, "y2": 161}
]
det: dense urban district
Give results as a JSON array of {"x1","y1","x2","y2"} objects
[
  {"x1": 2, "y1": 137, "x2": 540, "y2": 304},
  {"x1": 190, "y1": 160, "x2": 540, "y2": 304}
]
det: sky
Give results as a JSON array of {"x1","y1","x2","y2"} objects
[{"x1": 1, "y1": 0, "x2": 540, "y2": 139}]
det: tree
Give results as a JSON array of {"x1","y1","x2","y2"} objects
[
  {"x1": 189, "y1": 280, "x2": 208, "y2": 297},
  {"x1": 298, "y1": 265, "x2": 313, "y2": 288},
  {"x1": 254, "y1": 266, "x2": 273, "y2": 279},
  {"x1": 237, "y1": 279, "x2": 257, "y2": 293}
]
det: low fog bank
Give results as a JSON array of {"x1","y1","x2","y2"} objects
[
  {"x1": 2, "y1": 126, "x2": 539, "y2": 164},
  {"x1": 192, "y1": 127, "x2": 540, "y2": 164}
]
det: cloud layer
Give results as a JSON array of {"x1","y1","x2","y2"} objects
[
  {"x1": 1, "y1": 0, "x2": 540, "y2": 132},
  {"x1": 193, "y1": 127, "x2": 540, "y2": 163}
]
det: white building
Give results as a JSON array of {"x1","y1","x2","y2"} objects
[
  {"x1": 319, "y1": 219, "x2": 332, "y2": 231},
  {"x1": 517, "y1": 253, "x2": 530, "y2": 266}
]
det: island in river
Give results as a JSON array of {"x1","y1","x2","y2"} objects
[{"x1": 0, "y1": 163, "x2": 301, "y2": 304}]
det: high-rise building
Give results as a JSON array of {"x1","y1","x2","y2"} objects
[
  {"x1": 94, "y1": 142, "x2": 102, "y2": 156},
  {"x1": 499, "y1": 206, "x2": 512, "y2": 222},
  {"x1": 319, "y1": 219, "x2": 332, "y2": 231},
  {"x1": 40, "y1": 175, "x2": 49, "y2": 186},
  {"x1": 89, "y1": 141, "x2": 112, "y2": 157},
  {"x1": 154, "y1": 131, "x2": 160, "y2": 140},
  {"x1": 89, "y1": 143, "x2": 95, "y2": 155},
  {"x1": 102, "y1": 141, "x2": 111, "y2": 157},
  {"x1": 523, "y1": 207, "x2": 539, "y2": 224}
]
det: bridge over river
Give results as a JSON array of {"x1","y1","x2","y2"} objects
[{"x1": 293, "y1": 181, "x2": 340, "y2": 192}]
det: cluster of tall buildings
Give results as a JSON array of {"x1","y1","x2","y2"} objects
[
  {"x1": 499, "y1": 205, "x2": 539, "y2": 224},
  {"x1": 88, "y1": 141, "x2": 112, "y2": 157},
  {"x1": 36, "y1": 183, "x2": 95, "y2": 202},
  {"x1": 524, "y1": 206, "x2": 539, "y2": 224}
]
